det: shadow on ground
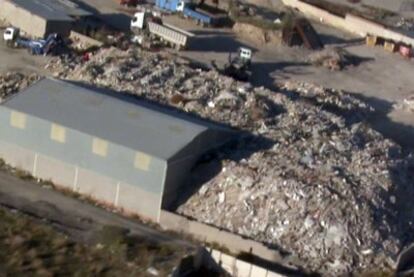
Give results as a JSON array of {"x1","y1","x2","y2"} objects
[
  {"x1": 348, "y1": 92, "x2": 414, "y2": 150},
  {"x1": 72, "y1": 0, "x2": 132, "y2": 31},
  {"x1": 172, "y1": 134, "x2": 275, "y2": 204},
  {"x1": 189, "y1": 32, "x2": 257, "y2": 53},
  {"x1": 251, "y1": 61, "x2": 311, "y2": 89},
  {"x1": 318, "y1": 34, "x2": 364, "y2": 46}
]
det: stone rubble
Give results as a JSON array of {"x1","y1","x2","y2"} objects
[
  {"x1": 393, "y1": 94, "x2": 414, "y2": 113},
  {"x1": 41, "y1": 47, "x2": 414, "y2": 275},
  {"x1": 0, "y1": 73, "x2": 39, "y2": 103},
  {"x1": 307, "y1": 47, "x2": 362, "y2": 71}
]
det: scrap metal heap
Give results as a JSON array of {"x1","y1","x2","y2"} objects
[{"x1": 42, "y1": 47, "x2": 414, "y2": 275}]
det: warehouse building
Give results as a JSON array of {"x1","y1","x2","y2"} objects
[
  {"x1": 0, "y1": 0, "x2": 92, "y2": 38},
  {"x1": 0, "y1": 78, "x2": 234, "y2": 221}
]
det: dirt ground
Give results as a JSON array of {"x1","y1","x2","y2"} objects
[{"x1": 0, "y1": 37, "x2": 51, "y2": 75}]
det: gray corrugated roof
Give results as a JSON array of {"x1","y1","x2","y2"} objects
[
  {"x1": 2, "y1": 78, "x2": 225, "y2": 160},
  {"x1": 10, "y1": 0, "x2": 91, "y2": 21}
]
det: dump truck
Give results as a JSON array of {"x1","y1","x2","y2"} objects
[
  {"x1": 3, "y1": 27, "x2": 63, "y2": 55},
  {"x1": 212, "y1": 47, "x2": 253, "y2": 81},
  {"x1": 131, "y1": 11, "x2": 195, "y2": 50}
]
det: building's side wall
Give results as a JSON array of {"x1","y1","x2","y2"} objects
[
  {"x1": 0, "y1": 107, "x2": 165, "y2": 221},
  {"x1": 163, "y1": 129, "x2": 233, "y2": 209},
  {"x1": 0, "y1": 0, "x2": 48, "y2": 38},
  {"x1": 162, "y1": 156, "x2": 197, "y2": 209},
  {"x1": 45, "y1": 20, "x2": 73, "y2": 37},
  {"x1": 0, "y1": 140, "x2": 35, "y2": 173}
]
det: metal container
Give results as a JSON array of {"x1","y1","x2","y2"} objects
[{"x1": 399, "y1": 45, "x2": 412, "y2": 58}]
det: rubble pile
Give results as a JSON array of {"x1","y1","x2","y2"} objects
[
  {"x1": 393, "y1": 94, "x2": 414, "y2": 113},
  {"x1": 282, "y1": 81, "x2": 375, "y2": 121},
  {"x1": 307, "y1": 47, "x2": 361, "y2": 71},
  {"x1": 46, "y1": 48, "x2": 414, "y2": 275},
  {"x1": 0, "y1": 73, "x2": 39, "y2": 103}
]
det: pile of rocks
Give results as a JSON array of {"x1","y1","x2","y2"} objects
[
  {"x1": 0, "y1": 73, "x2": 39, "y2": 103},
  {"x1": 393, "y1": 94, "x2": 414, "y2": 113},
  {"x1": 307, "y1": 47, "x2": 362, "y2": 71},
  {"x1": 45, "y1": 47, "x2": 414, "y2": 275}
]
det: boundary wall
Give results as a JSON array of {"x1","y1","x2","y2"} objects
[
  {"x1": 202, "y1": 248, "x2": 286, "y2": 277},
  {"x1": 282, "y1": 0, "x2": 414, "y2": 45},
  {"x1": 160, "y1": 211, "x2": 302, "y2": 276}
]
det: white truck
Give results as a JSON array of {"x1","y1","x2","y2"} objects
[{"x1": 131, "y1": 11, "x2": 195, "y2": 50}]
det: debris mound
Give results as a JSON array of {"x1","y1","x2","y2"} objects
[
  {"x1": 393, "y1": 94, "x2": 414, "y2": 113},
  {"x1": 45, "y1": 48, "x2": 414, "y2": 275},
  {"x1": 0, "y1": 73, "x2": 39, "y2": 103},
  {"x1": 307, "y1": 47, "x2": 364, "y2": 71}
]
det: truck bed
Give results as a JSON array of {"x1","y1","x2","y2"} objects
[{"x1": 148, "y1": 22, "x2": 194, "y2": 49}]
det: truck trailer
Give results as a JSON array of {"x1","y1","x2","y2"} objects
[{"x1": 131, "y1": 11, "x2": 195, "y2": 50}]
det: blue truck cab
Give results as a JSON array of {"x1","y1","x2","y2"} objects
[
  {"x1": 183, "y1": 5, "x2": 212, "y2": 26},
  {"x1": 155, "y1": 0, "x2": 215, "y2": 26},
  {"x1": 155, "y1": 0, "x2": 182, "y2": 11}
]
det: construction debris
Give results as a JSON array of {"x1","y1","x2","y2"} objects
[
  {"x1": 393, "y1": 94, "x2": 414, "y2": 113},
  {"x1": 0, "y1": 73, "x2": 39, "y2": 103},
  {"x1": 307, "y1": 47, "x2": 366, "y2": 71},
  {"x1": 41, "y1": 47, "x2": 414, "y2": 275}
]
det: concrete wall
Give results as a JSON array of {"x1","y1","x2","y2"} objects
[
  {"x1": 282, "y1": 0, "x2": 414, "y2": 45},
  {"x1": 281, "y1": 0, "x2": 348, "y2": 30},
  {"x1": 160, "y1": 211, "x2": 299, "y2": 276},
  {"x1": 0, "y1": 140, "x2": 34, "y2": 173},
  {"x1": 0, "y1": 138, "x2": 161, "y2": 220},
  {"x1": 0, "y1": 0, "x2": 47, "y2": 38},
  {"x1": 69, "y1": 31, "x2": 103, "y2": 48},
  {"x1": 45, "y1": 20, "x2": 72, "y2": 38},
  {"x1": 162, "y1": 155, "x2": 197, "y2": 209},
  {"x1": 159, "y1": 211, "x2": 286, "y2": 263},
  {"x1": 202, "y1": 248, "x2": 285, "y2": 277},
  {"x1": 0, "y1": 0, "x2": 73, "y2": 38},
  {"x1": 345, "y1": 14, "x2": 414, "y2": 45}
]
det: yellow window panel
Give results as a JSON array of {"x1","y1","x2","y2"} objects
[
  {"x1": 10, "y1": 111, "x2": 26, "y2": 129},
  {"x1": 50, "y1": 123, "x2": 66, "y2": 143},
  {"x1": 92, "y1": 137, "x2": 108, "y2": 157},
  {"x1": 134, "y1": 151, "x2": 151, "y2": 171}
]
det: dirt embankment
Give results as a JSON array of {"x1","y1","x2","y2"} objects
[{"x1": 233, "y1": 22, "x2": 283, "y2": 45}]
